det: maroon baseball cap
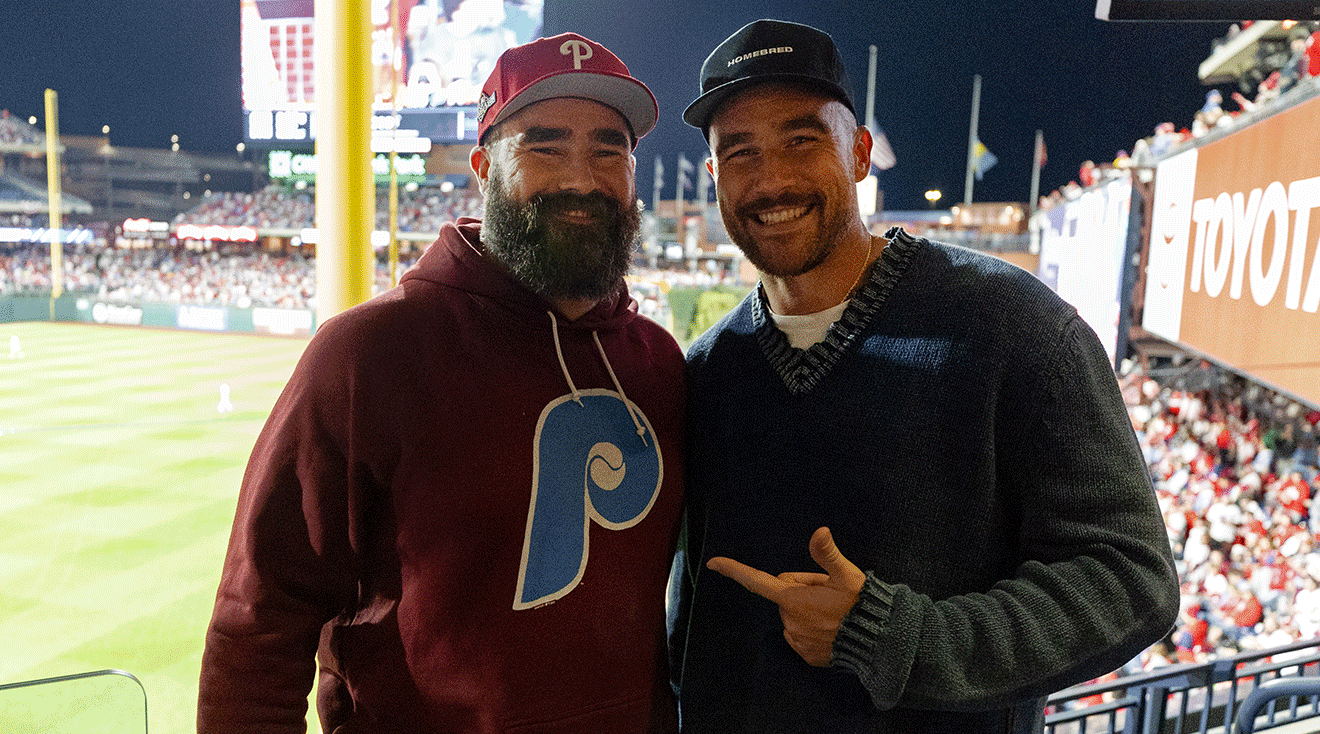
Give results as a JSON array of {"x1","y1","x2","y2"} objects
[{"x1": 475, "y1": 33, "x2": 658, "y2": 147}]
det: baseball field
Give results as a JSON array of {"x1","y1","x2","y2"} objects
[{"x1": 0, "y1": 321, "x2": 318, "y2": 733}]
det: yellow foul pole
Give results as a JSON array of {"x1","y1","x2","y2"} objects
[
  {"x1": 44, "y1": 89, "x2": 64, "y2": 302},
  {"x1": 314, "y1": 0, "x2": 375, "y2": 327},
  {"x1": 388, "y1": 0, "x2": 400, "y2": 287}
]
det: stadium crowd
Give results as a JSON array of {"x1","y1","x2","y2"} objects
[
  {"x1": 171, "y1": 183, "x2": 484, "y2": 234},
  {"x1": 0, "y1": 239, "x2": 434, "y2": 310},
  {"x1": 0, "y1": 240, "x2": 691, "y2": 319},
  {"x1": 1121, "y1": 366, "x2": 1320, "y2": 670},
  {"x1": 171, "y1": 184, "x2": 316, "y2": 231},
  {"x1": 2, "y1": 213, "x2": 44, "y2": 228},
  {"x1": 0, "y1": 241, "x2": 322, "y2": 309}
]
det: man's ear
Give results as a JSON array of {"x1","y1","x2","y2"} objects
[
  {"x1": 852, "y1": 126, "x2": 874, "y2": 183},
  {"x1": 470, "y1": 144, "x2": 492, "y2": 195}
]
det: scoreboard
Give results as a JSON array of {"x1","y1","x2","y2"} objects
[{"x1": 240, "y1": 0, "x2": 544, "y2": 146}]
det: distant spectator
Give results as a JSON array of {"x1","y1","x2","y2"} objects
[
  {"x1": 1279, "y1": 28, "x2": 1316, "y2": 93},
  {"x1": 0, "y1": 109, "x2": 44, "y2": 145}
]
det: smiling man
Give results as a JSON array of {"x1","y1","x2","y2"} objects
[
  {"x1": 669, "y1": 19, "x2": 1181, "y2": 733},
  {"x1": 200, "y1": 33, "x2": 685, "y2": 734}
]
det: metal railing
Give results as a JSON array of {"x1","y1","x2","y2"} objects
[
  {"x1": 1042, "y1": 640, "x2": 1320, "y2": 734},
  {"x1": 0, "y1": 669, "x2": 148, "y2": 733},
  {"x1": 1231, "y1": 676, "x2": 1320, "y2": 734}
]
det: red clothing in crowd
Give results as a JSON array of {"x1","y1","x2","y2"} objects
[{"x1": 1233, "y1": 594, "x2": 1264, "y2": 629}]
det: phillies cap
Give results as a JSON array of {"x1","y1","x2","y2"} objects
[
  {"x1": 476, "y1": 33, "x2": 658, "y2": 147},
  {"x1": 683, "y1": 19, "x2": 856, "y2": 133}
]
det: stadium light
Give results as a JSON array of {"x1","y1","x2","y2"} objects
[
  {"x1": 925, "y1": 189, "x2": 943, "y2": 208},
  {"x1": 236, "y1": 142, "x2": 246, "y2": 153},
  {"x1": 101, "y1": 125, "x2": 110, "y2": 134}
]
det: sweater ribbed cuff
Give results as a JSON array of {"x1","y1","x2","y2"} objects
[{"x1": 832, "y1": 572, "x2": 897, "y2": 674}]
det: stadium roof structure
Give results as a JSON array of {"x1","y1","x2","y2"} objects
[{"x1": 0, "y1": 172, "x2": 93, "y2": 215}]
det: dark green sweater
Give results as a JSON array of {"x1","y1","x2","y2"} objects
[{"x1": 673, "y1": 228, "x2": 1180, "y2": 733}]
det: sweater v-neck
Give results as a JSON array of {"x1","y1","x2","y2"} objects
[{"x1": 751, "y1": 227, "x2": 919, "y2": 396}]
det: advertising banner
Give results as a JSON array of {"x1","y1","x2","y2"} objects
[
  {"x1": 1143, "y1": 96, "x2": 1320, "y2": 406},
  {"x1": 252, "y1": 307, "x2": 315, "y2": 336}
]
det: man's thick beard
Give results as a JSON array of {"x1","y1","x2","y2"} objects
[{"x1": 481, "y1": 172, "x2": 640, "y2": 303}]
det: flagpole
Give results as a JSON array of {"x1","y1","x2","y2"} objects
[
  {"x1": 860, "y1": 44, "x2": 897, "y2": 178},
  {"x1": 865, "y1": 45, "x2": 877, "y2": 131},
  {"x1": 653, "y1": 155, "x2": 663, "y2": 219},
  {"x1": 651, "y1": 155, "x2": 663, "y2": 265},
  {"x1": 675, "y1": 154, "x2": 685, "y2": 265},
  {"x1": 1029, "y1": 129, "x2": 1043, "y2": 221},
  {"x1": 964, "y1": 74, "x2": 981, "y2": 206},
  {"x1": 387, "y1": 0, "x2": 401, "y2": 286},
  {"x1": 697, "y1": 162, "x2": 708, "y2": 252}
]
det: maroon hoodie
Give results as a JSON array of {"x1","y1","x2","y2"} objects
[{"x1": 199, "y1": 218, "x2": 685, "y2": 733}]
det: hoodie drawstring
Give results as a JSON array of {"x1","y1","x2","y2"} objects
[
  {"x1": 549, "y1": 311, "x2": 583, "y2": 406},
  {"x1": 593, "y1": 331, "x2": 649, "y2": 447},
  {"x1": 547, "y1": 311, "x2": 649, "y2": 447}
]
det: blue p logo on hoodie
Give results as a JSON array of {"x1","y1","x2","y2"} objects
[{"x1": 514, "y1": 389, "x2": 662, "y2": 609}]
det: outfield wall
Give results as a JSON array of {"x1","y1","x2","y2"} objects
[{"x1": 0, "y1": 292, "x2": 317, "y2": 337}]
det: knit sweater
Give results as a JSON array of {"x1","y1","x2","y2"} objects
[
  {"x1": 200, "y1": 219, "x2": 685, "y2": 733},
  {"x1": 672, "y1": 227, "x2": 1179, "y2": 733}
]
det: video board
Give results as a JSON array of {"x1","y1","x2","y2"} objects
[
  {"x1": 1033, "y1": 176, "x2": 1137, "y2": 367},
  {"x1": 1143, "y1": 95, "x2": 1320, "y2": 407},
  {"x1": 1096, "y1": 0, "x2": 1319, "y2": 21},
  {"x1": 240, "y1": 0, "x2": 544, "y2": 146}
]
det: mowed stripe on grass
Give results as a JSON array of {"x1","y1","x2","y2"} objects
[{"x1": 0, "y1": 322, "x2": 310, "y2": 733}]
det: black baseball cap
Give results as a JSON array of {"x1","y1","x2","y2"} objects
[{"x1": 683, "y1": 19, "x2": 856, "y2": 134}]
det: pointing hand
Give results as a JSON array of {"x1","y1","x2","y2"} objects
[{"x1": 707, "y1": 527, "x2": 866, "y2": 667}]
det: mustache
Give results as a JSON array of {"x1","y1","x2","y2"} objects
[
  {"x1": 525, "y1": 190, "x2": 623, "y2": 226},
  {"x1": 734, "y1": 192, "x2": 822, "y2": 221}
]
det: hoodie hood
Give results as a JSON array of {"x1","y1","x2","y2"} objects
[{"x1": 400, "y1": 217, "x2": 640, "y2": 333}]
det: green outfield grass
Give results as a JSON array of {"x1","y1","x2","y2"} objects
[{"x1": 0, "y1": 322, "x2": 316, "y2": 733}]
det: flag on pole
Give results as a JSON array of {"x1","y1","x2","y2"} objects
[
  {"x1": 972, "y1": 138, "x2": 997, "y2": 181},
  {"x1": 868, "y1": 125, "x2": 897, "y2": 171},
  {"x1": 862, "y1": 44, "x2": 896, "y2": 171},
  {"x1": 1029, "y1": 130, "x2": 1045, "y2": 217},
  {"x1": 678, "y1": 154, "x2": 694, "y2": 191}
]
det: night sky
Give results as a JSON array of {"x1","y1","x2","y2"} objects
[{"x1": 1, "y1": 0, "x2": 1234, "y2": 211}]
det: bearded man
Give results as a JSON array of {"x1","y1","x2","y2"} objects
[{"x1": 199, "y1": 32, "x2": 685, "y2": 734}]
